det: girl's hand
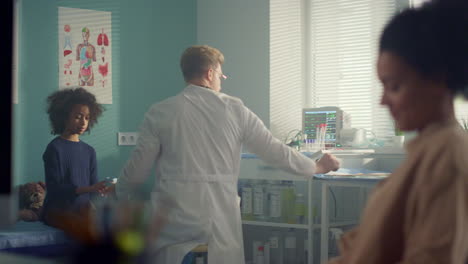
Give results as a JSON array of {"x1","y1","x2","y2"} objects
[
  {"x1": 76, "y1": 181, "x2": 107, "y2": 195},
  {"x1": 90, "y1": 180, "x2": 107, "y2": 194}
]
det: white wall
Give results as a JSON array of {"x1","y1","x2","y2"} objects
[{"x1": 197, "y1": 0, "x2": 271, "y2": 126}]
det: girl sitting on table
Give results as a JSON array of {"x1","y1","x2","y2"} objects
[{"x1": 42, "y1": 87, "x2": 107, "y2": 227}]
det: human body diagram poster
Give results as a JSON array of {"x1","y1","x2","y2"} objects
[{"x1": 58, "y1": 7, "x2": 112, "y2": 104}]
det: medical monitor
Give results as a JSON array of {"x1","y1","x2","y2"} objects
[{"x1": 302, "y1": 107, "x2": 343, "y2": 146}]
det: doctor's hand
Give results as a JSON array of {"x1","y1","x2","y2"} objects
[
  {"x1": 90, "y1": 181, "x2": 108, "y2": 196},
  {"x1": 76, "y1": 181, "x2": 107, "y2": 195},
  {"x1": 102, "y1": 184, "x2": 116, "y2": 196},
  {"x1": 315, "y1": 153, "x2": 340, "y2": 174}
]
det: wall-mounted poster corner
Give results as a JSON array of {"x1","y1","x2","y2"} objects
[{"x1": 58, "y1": 7, "x2": 112, "y2": 104}]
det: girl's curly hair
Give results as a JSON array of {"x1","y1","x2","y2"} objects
[{"x1": 46, "y1": 87, "x2": 104, "y2": 135}]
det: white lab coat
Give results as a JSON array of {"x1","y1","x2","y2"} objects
[{"x1": 116, "y1": 84, "x2": 316, "y2": 264}]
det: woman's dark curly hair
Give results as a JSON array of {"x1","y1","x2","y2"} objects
[
  {"x1": 379, "y1": 0, "x2": 468, "y2": 98},
  {"x1": 46, "y1": 87, "x2": 104, "y2": 135}
]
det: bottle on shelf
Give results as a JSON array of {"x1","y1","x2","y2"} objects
[
  {"x1": 294, "y1": 193, "x2": 306, "y2": 224},
  {"x1": 241, "y1": 181, "x2": 254, "y2": 220},
  {"x1": 329, "y1": 228, "x2": 344, "y2": 258},
  {"x1": 264, "y1": 242, "x2": 270, "y2": 264},
  {"x1": 312, "y1": 203, "x2": 319, "y2": 224},
  {"x1": 256, "y1": 245, "x2": 265, "y2": 264},
  {"x1": 303, "y1": 134, "x2": 308, "y2": 152},
  {"x1": 253, "y1": 180, "x2": 268, "y2": 221},
  {"x1": 269, "y1": 230, "x2": 283, "y2": 264},
  {"x1": 284, "y1": 228, "x2": 297, "y2": 264},
  {"x1": 281, "y1": 181, "x2": 296, "y2": 224},
  {"x1": 303, "y1": 239, "x2": 308, "y2": 264},
  {"x1": 267, "y1": 180, "x2": 282, "y2": 223},
  {"x1": 252, "y1": 240, "x2": 264, "y2": 264}
]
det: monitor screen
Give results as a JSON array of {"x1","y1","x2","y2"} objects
[{"x1": 303, "y1": 107, "x2": 343, "y2": 144}]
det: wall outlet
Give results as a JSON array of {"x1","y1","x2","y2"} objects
[{"x1": 118, "y1": 132, "x2": 139, "y2": 146}]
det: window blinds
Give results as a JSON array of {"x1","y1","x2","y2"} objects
[
  {"x1": 307, "y1": 0, "x2": 397, "y2": 139},
  {"x1": 269, "y1": 0, "x2": 305, "y2": 140},
  {"x1": 270, "y1": 0, "x2": 463, "y2": 141}
]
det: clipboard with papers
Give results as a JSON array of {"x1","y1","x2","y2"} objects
[
  {"x1": 318, "y1": 171, "x2": 390, "y2": 179},
  {"x1": 308, "y1": 150, "x2": 390, "y2": 179}
]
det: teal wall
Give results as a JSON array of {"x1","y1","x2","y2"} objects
[{"x1": 14, "y1": 0, "x2": 196, "y2": 185}]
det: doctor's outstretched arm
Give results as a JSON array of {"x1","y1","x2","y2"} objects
[{"x1": 240, "y1": 106, "x2": 339, "y2": 176}]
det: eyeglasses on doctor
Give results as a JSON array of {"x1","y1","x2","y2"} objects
[{"x1": 213, "y1": 69, "x2": 228, "y2": 81}]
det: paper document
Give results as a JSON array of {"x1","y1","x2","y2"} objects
[
  {"x1": 316, "y1": 168, "x2": 391, "y2": 179},
  {"x1": 325, "y1": 171, "x2": 390, "y2": 178},
  {"x1": 308, "y1": 150, "x2": 324, "y2": 160}
]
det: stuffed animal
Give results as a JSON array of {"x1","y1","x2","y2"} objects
[{"x1": 18, "y1": 181, "x2": 46, "y2": 221}]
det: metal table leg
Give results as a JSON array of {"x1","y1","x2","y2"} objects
[{"x1": 320, "y1": 182, "x2": 329, "y2": 263}]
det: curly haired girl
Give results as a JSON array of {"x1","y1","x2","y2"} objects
[{"x1": 42, "y1": 87, "x2": 106, "y2": 226}]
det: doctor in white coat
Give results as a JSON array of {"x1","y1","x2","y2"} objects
[{"x1": 111, "y1": 45, "x2": 340, "y2": 264}]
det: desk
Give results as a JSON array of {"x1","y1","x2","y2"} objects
[{"x1": 314, "y1": 171, "x2": 388, "y2": 263}]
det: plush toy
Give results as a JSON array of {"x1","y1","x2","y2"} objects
[{"x1": 18, "y1": 181, "x2": 46, "y2": 222}]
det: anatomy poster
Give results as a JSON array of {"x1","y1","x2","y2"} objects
[{"x1": 58, "y1": 7, "x2": 112, "y2": 104}]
